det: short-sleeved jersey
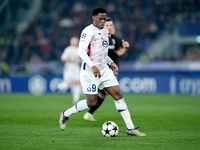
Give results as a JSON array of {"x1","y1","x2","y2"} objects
[
  {"x1": 61, "y1": 45, "x2": 80, "y2": 72},
  {"x1": 108, "y1": 34, "x2": 122, "y2": 66},
  {"x1": 78, "y1": 24, "x2": 109, "y2": 70}
]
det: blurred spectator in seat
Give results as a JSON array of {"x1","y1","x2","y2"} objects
[{"x1": 36, "y1": 31, "x2": 54, "y2": 61}]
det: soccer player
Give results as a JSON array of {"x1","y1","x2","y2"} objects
[
  {"x1": 83, "y1": 17, "x2": 130, "y2": 121},
  {"x1": 55, "y1": 37, "x2": 82, "y2": 104},
  {"x1": 59, "y1": 7, "x2": 146, "y2": 136}
]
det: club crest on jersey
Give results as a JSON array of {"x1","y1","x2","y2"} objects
[
  {"x1": 112, "y1": 39, "x2": 116, "y2": 45},
  {"x1": 102, "y1": 40, "x2": 108, "y2": 47}
]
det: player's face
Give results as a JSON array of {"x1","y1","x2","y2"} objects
[
  {"x1": 70, "y1": 37, "x2": 79, "y2": 47},
  {"x1": 93, "y1": 13, "x2": 106, "y2": 29},
  {"x1": 104, "y1": 21, "x2": 114, "y2": 34}
]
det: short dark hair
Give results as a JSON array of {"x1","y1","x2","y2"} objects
[
  {"x1": 92, "y1": 7, "x2": 107, "y2": 16},
  {"x1": 105, "y1": 17, "x2": 112, "y2": 22}
]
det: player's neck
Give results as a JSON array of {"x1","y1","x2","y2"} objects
[{"x1": 92, "y1": 23, "x2": 102, "y2": 30}]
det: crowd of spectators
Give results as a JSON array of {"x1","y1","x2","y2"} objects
[{"x1": 0, "y1": 0, "x2": 200, "y2": 75}]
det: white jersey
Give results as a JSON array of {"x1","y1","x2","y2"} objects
[
  {"x1": 61, "y1": 45, "x2": 80, "y2": 72},
  {"x1": 78, "y1": 24, "x2": 110, "y2": 70}
]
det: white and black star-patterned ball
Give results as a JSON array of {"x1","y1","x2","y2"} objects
[{"x1": 101, "y1": 121, "x2": 119, "y2": 137}]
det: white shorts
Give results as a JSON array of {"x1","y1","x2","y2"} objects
[
  {"x1": 63, "y1": 69, "x2": 80, "y2": 82},
  {"x1": 80, "y1": 67, "x2": 119, "y2": 94}
]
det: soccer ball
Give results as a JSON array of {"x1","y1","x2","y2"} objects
[{"x1": 101, "y1": 121, "x2": 119, "y2": 137}]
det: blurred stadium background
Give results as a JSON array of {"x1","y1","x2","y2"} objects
[{"x1": 0, "y1": 0, "x2": 200, "y2": 95}]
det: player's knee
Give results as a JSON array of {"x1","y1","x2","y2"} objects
[
  {"x1": 114, "y1": 92, "x2": 123, "y2": 101},
  {"x1": 87, "y1": 100, "x2": 97, "y2": 108},
  {"x1": 75, "y1": 80, "x2": 80, "y2": 85}
]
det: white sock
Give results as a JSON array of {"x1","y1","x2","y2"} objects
[
  {"x1": 57, "y1": 82, "x2": 68, "y2": 90},
  {"x1": 114, "y1": 98, "x2": 135, "y2": 129},
  {"x1": 72, "y1": 84, "x2": 81, "y2": 104},
  {"x1": 64, "y1": 99, "x2": 89, "y2": 117}
]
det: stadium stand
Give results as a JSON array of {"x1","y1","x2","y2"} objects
[{"x1": 0, "y1": 0, "x2": 200, "y2": 76}]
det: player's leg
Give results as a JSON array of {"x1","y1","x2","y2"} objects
[
  {"x1": 105, "y1": 85, "x2": 146, "y2": 136},
  {"x1": 59, "y1": 69, "x2": 99, "y2": 130},
  {"x1": 56, "y1": 70, "x2": 70, "y2": 92},
  {"x1": 64, "y1": 94, "x2": 98, "y2": 117},
  {"x1": 59, "y1": 94, "x2": 98, "y2": 130},
  {"x1": 57, "y1": 82, "x2": 70, "y2": 91},
  {"x1": 105, "y1": 85, "x2": 135, "y2": 129},
  {"x1": 90, "y1": 89, "x2": 107, "y2": 114},
  {"x1": 84, "y1": 89, "x2": 106, "y2": 121},
  {"x1": 71, "y1": 80, "x2": 82, "y2": 104}
]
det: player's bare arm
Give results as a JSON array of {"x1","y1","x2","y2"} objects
[
  {"x1": 61, "y1": 58, "x2": 80, "y2": 63},
  {"x1": 91, "y1": 66, "x2": 101, "y2": 78},
  {"x1": 110, "y1": 62, "x2": 119, "y2": 75},
  {"x1": 116, "y1": 39, "x2": 130, "y2": 56}
]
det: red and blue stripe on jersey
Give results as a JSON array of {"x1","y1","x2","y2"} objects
[{"x1": 83, "y1": 43, "x2": 91, "y2": 70}]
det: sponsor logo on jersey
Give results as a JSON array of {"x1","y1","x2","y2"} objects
[{"x1": 102, "y1": 40, "x2": 108, "y2": 47}]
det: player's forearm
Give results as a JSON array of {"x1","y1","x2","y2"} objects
[
  {"x1": 61, "y1": 58, "x2": 78, "y2": 63},
  {"x1": 61, "y1": 58, "x2": 72, "y2": 62},
  {"x1": 78, "y1": 47, "x2": 94, "y2": 68},
  {"x1": 116, "y1": 48, "x2": 128, "y2": 56},
  {"x1": 106, "y1": 55, "x2": 114, "y2": 65}
]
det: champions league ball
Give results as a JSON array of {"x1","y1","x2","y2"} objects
[{"x1": 101, "y1": 121, "x2": 119, "y2": 137}]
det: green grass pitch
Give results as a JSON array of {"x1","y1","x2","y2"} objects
[{"x1": 0, "y1": 94, "x2": 200, "y2": 150}]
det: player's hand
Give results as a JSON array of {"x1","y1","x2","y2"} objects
[
  {"x1": 110, "y1": 62, "x2": 119, "y2": 75},
  {"x1": 71, "y1": 58, "x2": 80, "y2": 62},
  {"x1": 62, "y1": 58, "x2": 78, "y2": 63},
  {"x1": 122, "y1": 40, "x2": 130, "y2": 49},
  {"x1": 91, "y1": 66, "x2": 101, "y2": 78}
]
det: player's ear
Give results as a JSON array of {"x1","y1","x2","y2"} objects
[{"x1": 92, "y1": 16, "x2": 96, "y2": 21}]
